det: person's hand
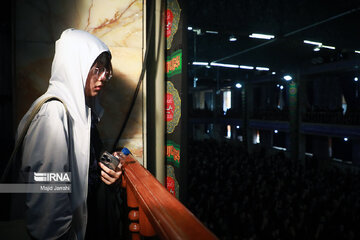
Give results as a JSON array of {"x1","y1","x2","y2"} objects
[
  {"x1": 98, "y1": 160, "x2": 122, "y2": 185},
  {"x1": 113, "y1": 151, "x2": 122, "y2": 159}
]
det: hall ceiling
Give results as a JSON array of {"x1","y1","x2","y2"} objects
[{"x1": 186, "y1": 0, "x2": 360, "y2": 80}]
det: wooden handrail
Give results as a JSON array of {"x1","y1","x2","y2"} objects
[{"x1": 121, "y1": 154, "x2": 218, "y2": 240}]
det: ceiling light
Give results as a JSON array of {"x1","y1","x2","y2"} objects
[
  {"x1": 249, "y1": 33, "x2": 275, "y2": 40},
  {"x1": 272, "y1": 72, "x2": 276, "y2": 75},
  {"x1": 304, "y1": 40, "x2": 322, "y2": 46},
  {"x1": 187, "y1": 26, "x2": 193, "y2": 31},
  {"x1": 192, "y1": 61, "x2": 208, "y2": 66},
  {"x1": 354, "y1": 77, "x2": 358, "y2": 82},
  {"x1": 256, "y1": 67, "x2": 270, "y2": 71},
  {"x1": 193, "y1": 28, "x2": 202, "y2": 35},
  {"x1": 210, "y1": 62, "x2": 239, "y2": 68},
  {"x1": 206, "y1": 30, "x2": 218, "y2": 34},
  {"x1": 229, "y1": 35, "x2": 237, "y2": 42},
  {"x1": 344, "y1": 137, "x2": 348, "y2": 142},
  {"x1": 280, "y1": 85, "x2": 284, "y2": 90},
  {"x1": 321, "y1": 45, "x2": 335, "y2": 50},
  {"x1": 283, "y1": 75, "x2": 293, "y2": 81},
  {"x1": 274, "y1": 130, "x2": 278, "y2": 133},
  {"x1": 313, "y1": 47, "x2": 321, "y2": 52},
  {"x1": 355, "y1": 50, "x2": 360, "y2": 54},
  {"x1": 193, "y1": 77, "x2": 198, "y2": 87},
  {"x1": 239, "y1": 65, "x2": 254, "y2": 70},
  {"x1": 235, "y1": 83, "x2": 242, "y2": 88}
]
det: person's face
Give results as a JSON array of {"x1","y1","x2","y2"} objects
[{"x1": 85, "y1": 64, "x2": 111, "y2": 97}]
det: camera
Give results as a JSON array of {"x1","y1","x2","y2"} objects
[{"x1": 99, "y1": 151, "x2": 120, "y2": 171}]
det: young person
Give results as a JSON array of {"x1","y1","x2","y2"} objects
[{"x1": 8, "y1": 28, "x2": 122, "y2": 239}]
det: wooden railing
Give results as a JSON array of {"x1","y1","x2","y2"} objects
[{"x1": 121, "y1": 154, "x2": 218, "y2": 240}]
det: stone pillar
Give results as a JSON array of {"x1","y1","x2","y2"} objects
[
  {"x1": 288, "y1": 74, "x2": 300, "y2": 161},
  {"x1": 147, "y1": 0, "x2": 166, "y2": 183},
  {"x1": 243, "y1": 82, "x2": 255, "y2": 153},
  {"x1": 298, "y1": 77, "x2": 307, "y2": 165}
]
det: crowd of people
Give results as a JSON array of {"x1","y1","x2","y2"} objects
[{"x1": 186, "y1": 139, "x2": 360, "y2": 240}]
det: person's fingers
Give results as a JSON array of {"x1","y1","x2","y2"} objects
[
  {"x1": 100, "y1": 169, "x2": 112, "y2": 182},
  {"x1": 99, "y1": 162, "x2": 116, "y2": 176},
  {"x1": 99, "y1": 162, "x2": 122, "y2": 185},
  {"x1": 99, "y1": 162, "x2": 122, "y2": 176},
  {"x1": 100, "y1": 170, "x2": 119, "y2": 184},
  {"x1": 113, "y1": 152, "x2": 121, "y2": 159},
  {"x1": 101, "y1": 176, "x2": 112, "y2": 185},
  {"x1": 116, "y1": 162, "x2": 122, "y2": 169}
]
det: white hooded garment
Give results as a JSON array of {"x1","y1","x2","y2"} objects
[{"x1": 14, "y1": 28, "x2": 110, "y2": 239}]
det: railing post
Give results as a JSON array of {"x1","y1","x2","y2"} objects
[
  {"x1": 123, "y1": 175, "x2": 141, "y2": 240},
  {"x1": 139, "y1": 206, "x2": 156, "y2": 237},
  {"x1": 128, "y1": 209, "x2": 140, "y2": 240}
]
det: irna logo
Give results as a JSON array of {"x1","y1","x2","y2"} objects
[{"x1": 34, "y1": 172, "x2": 71, "y2": 182}]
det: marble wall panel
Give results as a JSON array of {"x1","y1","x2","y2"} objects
[
  {"x1": 98, "y1": 46, "x2": 144, "y2": 158},
  {"x1": 78, "y1": 0, "x2": 143, "y2": 49},
  {"x1": 15, "y1": 0, "x2": 145, "y2": 161}
]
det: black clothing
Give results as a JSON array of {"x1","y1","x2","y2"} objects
[{"x1": 85, "y1": 113, "x2": 122, "y2": 240}]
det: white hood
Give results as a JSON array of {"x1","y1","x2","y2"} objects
[{"x1": 47, "y1": 28, "x2": 109, "y2": 122}]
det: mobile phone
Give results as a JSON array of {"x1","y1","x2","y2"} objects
[{"x1": 99, "y1": 151, "x2": 120, "y2": 171}]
